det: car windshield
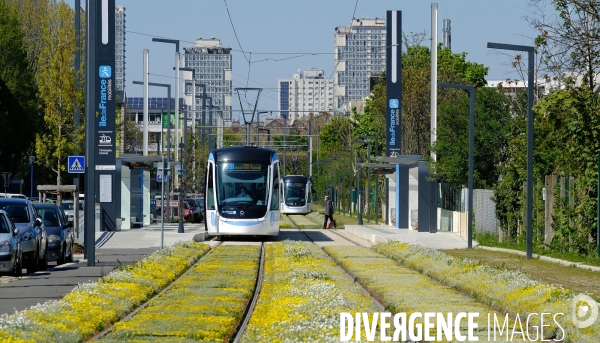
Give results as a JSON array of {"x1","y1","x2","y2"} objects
[
  {"x1": 37, "y1": 208, "x2": 60, "y2": 226},
  {"x1": 61, "y1": 201, "x2": 84, "y2": 211},
  {"x1": 0, "y1": 204, "x2": 30, "y2": 223},
  {"x1": 0, "y1": 214, "x2": 11, "y2": 233}
]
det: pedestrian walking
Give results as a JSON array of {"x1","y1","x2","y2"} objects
[{"x1": 323, "y1": 195, "x2": 337, "y2": 229}]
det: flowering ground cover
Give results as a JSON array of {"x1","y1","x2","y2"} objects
[
  {"x1": 240, "y1": 241, "x2": 383, "y2": 342},
  {"x1": 0, "y1": 242, "x2": 210, "y2": 343},
  {"x1": 97, "y1": 244, "x2": 261, "y2": 342},
  {"x1": 374, "y1": 241, "x2": 600, "y2": 342},
  {"x1": 324, "y1": 245, "x2": 505, "y2": 341},
  {"x1": 286, "y1": 213, "x2": 322, "y2": 229}
]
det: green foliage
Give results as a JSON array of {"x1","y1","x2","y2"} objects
[
  {"x1": 0, "y1": 0, "x2": 40, "y2": 171},
  {"x1": 432, "y1": 87, "x2": 510, "y2": 188},
  {"x1": 318, "y1": 115, "x2": 353, "y2": 159},
  {"x1": 352, "y1": 74, "x2": 386, "y2": 156},
  {"x1": 33, "y1": 1, "x2": 82, "y2": 185}
]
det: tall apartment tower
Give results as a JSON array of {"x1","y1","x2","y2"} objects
[
  {"x1": 278, "y1": 68, "x2": 334, "y2": 123},
  {"x1": 443, "y1": 19, "x2": 451, "y2": 50},
  {"x1": 333, "y1": 18, "x2": 386, "y2": 111},
  {"x1": 183, "y1": 38, "x2": 233, "y2": 125},
  {"x1": 115, "y1": 6, "x2": 126, "y2": 102}
]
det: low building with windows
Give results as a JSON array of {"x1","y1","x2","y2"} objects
[
  {"x1": 124, "y1": 97, "x2": 186, "y2": 154},
  {"x1": 278, "y1": 68, "x2": 335, "y2": 124}
]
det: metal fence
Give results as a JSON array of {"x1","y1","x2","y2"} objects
[{"x1": 438, "y1": 182, "x2": 465, "y2": 212}]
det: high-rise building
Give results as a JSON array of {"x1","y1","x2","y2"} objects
[
  {"x1": 278, "y1": 68, "x2": 334, "y2": 123},
  {"x1": 333, "y1": 18, "x2": 386, "y2": 111},
  {"x1": 183, "y1": 38, "x2": 232, "y2": 125},
  {"x1": 115, "y1": 6, "x2": 126, "y2": 102}
]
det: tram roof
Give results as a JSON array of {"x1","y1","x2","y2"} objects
[
  {"x1": 282, "y1": 175, "x2": 310, "y2": 183},
  {"x1": 211, "y1": 146, "x2": 277, "y2": 163}
]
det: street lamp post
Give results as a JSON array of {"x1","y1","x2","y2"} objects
[
  {"x1": 132, "y1": 81, "x2": 173, "y2": 220},
  {"x1": 438, "y1": 82, "x2": 475, "y2": 248},
  {"x1": 487, "y1": 42, "x2": 535, "y2": 259},
  {"x1": 29, "y1": 156, "x2": 35, "y2": 198},
  {"x1": 152, "y1": 38, "x2": 180, "y2": 179}
]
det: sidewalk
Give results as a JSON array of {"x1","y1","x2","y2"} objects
[
  {"x1": 344, "y1": 224, "x2": 476, "y2": 249},
  {"x1": 91, "y1": 223, "x2": 207, "y2": 249}
]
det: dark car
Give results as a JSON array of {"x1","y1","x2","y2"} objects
[
  {"x1": 0, "y1": 210, "x2": 23, "y2": 277},
  {"x1": 194, "y1": 198, "x2": 205, "y2": 223},
  {"x1": 36, "y1": 203, "x2": 74, "y2": 265},
  {"x1": 0, "y1": 198, "x2": 47, "y2": 273},
  {"x1": 184, "y1": 198, "x2": 202, "y2": 223}
]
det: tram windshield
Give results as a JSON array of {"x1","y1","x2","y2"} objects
[
  {"x1": 284, "y1": 182, "x2": 306, "y2": 204},
  {"x1": 215, "y1": 162, "x2": 271, "y2": 208}
]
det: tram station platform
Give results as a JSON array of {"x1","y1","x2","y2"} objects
[{"x1": 344, "y1": 224, "x2": 476, "y2": 250}]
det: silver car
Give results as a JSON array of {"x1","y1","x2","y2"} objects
[
  {"x1": 0, "y1": 199, "x2": 47, "y2": 273},
  {"x1": 0, "y1": 210, "x2": 23, "y2": 277},
  {"x1": 61, "y1": 200, "x2": 84, "y2": 223}
]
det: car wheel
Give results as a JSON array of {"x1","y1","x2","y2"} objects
[
  {"x1": 65, "y1": 242, "x2": 74, "y2": 263},
  {"x1": 39, "y1": 246, "x2": 49, "y2": 270},
  {"x1": 57, "y1": 245, "x2": 65, "y2": 265},
  {"x1": 12, "y1": 254, "x2": 23, "y2": 277},
  {"x1": 27, "y1": 249, "x2": 39, "y2": 274}
]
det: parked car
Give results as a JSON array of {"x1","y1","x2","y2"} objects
[
  {"x1": 0, "y1": 193, "x2": 28, "y2": 199},
  {"x1": 194, "y1": 197, "x2": 205, "y2": 223},
  {"x1": 61, "y1": 200, "x2": 84, "y2": 223},
  {"x1": 184, "y1": 198, "x2": 202, "y2": 223},
  {"x1": 36, "y1": 203, "x2": 74, "y2": 265},
  {"x1": 0, "y1": 210, "x2": 23, "y2": 277},
  {"x1": 0, "y1": 198, "x2": 47, "y2": 273}
]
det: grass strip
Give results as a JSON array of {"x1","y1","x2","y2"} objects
[
  {"x1": 97, "y1": 245, "x2": 260, "y2": 342},
  {"x1": 374, "y1": 241, "x2": 599, "y2": 342},
  {"x1": 240, "y1": 241, "x2": 383, "y2": 343},
  {"x1": 325, "y1": 246, "x2": 510, "y2": 342},
  {"x1": 0, "y1": 242, "x2": 210, "y2": 343}
]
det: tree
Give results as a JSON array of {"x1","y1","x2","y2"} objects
[
  {"x1": 34, "y1": 1, "x2": 83, "y2": 187},
  {"x1": 0, "y1": 0, "x2": 40, "y2": 174},
  {"x1": 352, "y1": 74, "x2": 386, "y2": 156},
  {"x1": 318, "y1": 114, "x2": 353, "y2": 159},
  {"x1": 432, "y1": 87, "x2": 510, "y2": 188},
  {"x1": 526, "y1": 0, "x2": 600, "y2": 90}
]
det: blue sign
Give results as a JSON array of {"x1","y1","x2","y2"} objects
[
  {"x1": 68, "y1": 156, "x2": 85, "y2": 174},
  {"x1": 99, "y1": 65, "x2": 111, "y2": 78},
  {"x1": 156, "y1": 174, "x2": 168, "y2": 182},
  {"x1": 389, "y1": 99, "x2": 399, "y2": 109}
]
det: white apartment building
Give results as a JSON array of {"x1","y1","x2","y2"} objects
[
  {"x1": 278, "y1": 68, "x2": 334, "y2": 123},
  {"x1": 115, "y1": 6, "x2": 126, "y2": 102},
  {"x1": 333, "y1": 18, "x2": 386, "y2": 112},
  {"x1": 183, "y1": 38, "x2": 233, "y2": 126}
]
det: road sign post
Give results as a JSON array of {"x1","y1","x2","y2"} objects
[{"x1": 68, "y1": 156, "x2": 85, "y2": 174}]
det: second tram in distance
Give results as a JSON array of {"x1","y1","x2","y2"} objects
[
  {"x1": 204, "y1": 146, "x2": 281, "y2": 237},
  {"x1": 280, "y1": 175, "x2": 312, "y2": 214}
]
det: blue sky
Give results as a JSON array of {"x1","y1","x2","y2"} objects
[{"x1": 66, "y1": 0, "x2": 553, "y2": 121}]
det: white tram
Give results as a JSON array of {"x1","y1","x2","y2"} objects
[
  {"x1": 204, "y1": 146, "x2": 281, "y2": 236},
  {"x1": 280, "y1": 175, "x2": 312, "y2": 214}
]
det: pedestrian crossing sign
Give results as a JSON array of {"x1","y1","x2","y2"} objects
[{"x1": 68, "y1": 156, "x2": 85, "y2": 173}]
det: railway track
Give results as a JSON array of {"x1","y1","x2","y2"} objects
[
  {"x1": 285, "y1": 213, "x2": 387, "y2": 313},
  {"x1": 88, "y1": 215, "x2": 382, "y2": 342},
  {"x1": 88, "y1": 240, "x2": 266, "y2": 343}
]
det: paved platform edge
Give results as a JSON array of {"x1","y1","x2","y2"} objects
[{"x1": 477, "y1": 246, "x2": 600, "y2": 272}]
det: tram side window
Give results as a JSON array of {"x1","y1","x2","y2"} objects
[
  {"x1": 206, "y1": 163, "x2": 215, "y2": 210},
  {"x1": 270, "y1": 163, "x2": 280, "y2": 210}
]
